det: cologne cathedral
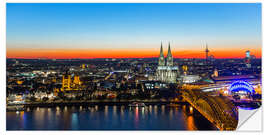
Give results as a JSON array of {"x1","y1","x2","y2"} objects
[{"x1": 156, "y1": 42, "x2": 179, "y2": 83}]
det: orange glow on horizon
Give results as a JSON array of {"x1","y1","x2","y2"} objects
[{"x1": 6, "y1": 48, "x2": 262, "y2": 59}]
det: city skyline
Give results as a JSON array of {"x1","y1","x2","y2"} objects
[
  {"x1": 6, "y1": 45, "x2": 261, "y2": 59},
  {"x1": 6, "y1": 3, "x2": 262, "y2": 59}
]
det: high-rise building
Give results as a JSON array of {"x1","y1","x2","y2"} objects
[
  {"x1": 245, "y1": 50, "x2": 251, "y2": 68},
  {"x1": 156, "y1": 42, "x2": 179, "y2": 83},
  {"x1": 246, "y1": 50, "x2": 250, "y2": 58},
  {"x1": 205, "y1": 43, "x2": 209, "y2": 64}
]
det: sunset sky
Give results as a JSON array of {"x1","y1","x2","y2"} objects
[{"x1": 6, "y1": 3, "x2": 262, "y2": 59}]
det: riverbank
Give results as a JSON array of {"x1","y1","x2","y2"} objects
[{"x1": 7, "y1": 100, "x2": 188, "y2": 110}]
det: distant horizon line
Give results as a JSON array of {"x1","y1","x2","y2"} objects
[
  {"x1": 6, "y1": 57, "x2": 261, "y2": 60},
  {"x1": 6, "y1": 47, "x2": 261, "y2": 59}
]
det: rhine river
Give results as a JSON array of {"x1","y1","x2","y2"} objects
[{"x1": 7, "y1": 105, "x2": 217, "y2": 130}]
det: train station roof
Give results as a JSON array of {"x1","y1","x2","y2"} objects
[{"x1": 212, "y1": 75, "x2": 256, "y2": 82}]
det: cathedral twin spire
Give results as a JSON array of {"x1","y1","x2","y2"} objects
[{"x1": 158, "y1": 42, "x2": 173, "y2": 66}]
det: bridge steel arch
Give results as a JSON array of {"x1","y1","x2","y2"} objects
[{"x1": 182, "y1": 89, "x2": 238, "y2": 130}]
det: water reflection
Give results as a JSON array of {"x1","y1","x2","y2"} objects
[
  {"x1": 182, "y1": 105, "x2": 186, "y2": 112},
  {"x1": 20, "y1": 111, "x2": 24, "y2": 120},
  {"x1": 90, "y1": 107, "x2": 95, "y2": 113},
  {"x1": 134, "y1": 107, "x2": 139, "y2": 129},
  {"x1": 141, "y1": 107, "x2": 145, "y2": 118},
  {"x1": 144, "y1": 106, "x2": 148, "y2": 115},
  {"x1": 47, "y1": 108, "x2": 52, "y2": 118},
  {"x1": 63, "y1": 107, "x2": 71, "y2": 129},
  {"x1": 56, "y1": 106, "x2": 60, "y2": 116},
  {"x1": 161, "y1": 105, "x2": 165, "y2": 115},
  {"x1": 113, "y1": 105, "x2": 117, "y2": 117},
  {"x1": 154, "y1": 105, "x2": 158, "y2": 117},
  {"x1": 187, "y1": 116, "x2": 197, "y2": 130},
  {"x1": 104, "y1": 105, "x2": 108, "y2": 117},
  {"x1": 120, "y1": 106, "x2": 124, "y2": 118},
  {"x1": 71, "y1": 113, "x2": 78, "y2": 129},
  {"x1": 149, "y1": 105, "x2": 152, "y2": 114},
  {"x1": 169, "y1": 108, "x2": 173, "y2": 120},
  {"x1": 79, "y1": 106, "x2": 82, "y2": 111},
  {"x1": 7, "y1": 105, "x2": 216, "y2": 130},
  {"x1": 181, "y1": 105, "x2": 197, "y2": 130}
]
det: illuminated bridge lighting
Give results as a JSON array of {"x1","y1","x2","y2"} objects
[{"x1": 228, "y1": 81, "x2": 255, "y2": 94}]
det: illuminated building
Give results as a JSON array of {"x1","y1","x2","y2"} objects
[
  {"x1": 52, "y1": 77, "x2": 57, "y2": 83},
  {"x1": 254, "y1": 84, "x2": 262, "y2": 94},
  {"x1": 245, "y1": 50, "x2": 251, "y2": 68},
  {"x1": 181, "y1": 75, "x2": 201, "y2": 84},
  {"x1": 53, "y1": 88, "x2": 60, "y2": 96},
  {"x1": 246, "y1": 50, "x2": 250, "y2": 58},
  {"x1": 182, "y1": 65, "x2": 188, "y2": 75},
  {"x1": 61, "y1": 73, "x2": 82, "y2": 91},
  {"x1": 72, "y1": 75, "x2": 82, "y2": 89},
  {"x1": 16, "y1": 80, "x2": 23, "y2": 85},
  {"x1": 73, "y1": 75, "x2": 81, "y2": 85},
  {"x1": 15, "y1": 60, "x2": 19, "y2": 65},
  {"x1": 81, "y1": 64, "x2": 87, "y2": 69},
  {"x1": 62, "y1": 73, "x2": 71, "y2": 90},
  {"x1": 228, "y1": 81, "x2": 255, "y2": 98},
  {"x1": 213, "y1": 69, "x2": 218, "y2": 77},
  {"x1": 156, "y1": 42, "x2": 179, "y2": 83}
]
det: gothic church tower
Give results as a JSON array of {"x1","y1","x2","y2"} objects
[
  {"x1": 156, "y1": 42, "x2": 179, "y2": 83},
  {"x1": 166, "y1": 42, "x2": 173, "y2": 66},
  {"x1": 158, "y1": 42, "x2": 165, "y2": 66}
]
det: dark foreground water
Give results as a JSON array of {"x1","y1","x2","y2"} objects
[{"x1": 7, "y1": 105, "x2": 217, "y2": 130}]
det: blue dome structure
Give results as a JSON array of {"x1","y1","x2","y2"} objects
[{"x1": 228, "y1": 81, "x2": 255, "y2": 94}]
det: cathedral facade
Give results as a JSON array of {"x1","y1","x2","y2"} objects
[{"x1": 156, "y1": 42, "x2": 179, "y2": 83}]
